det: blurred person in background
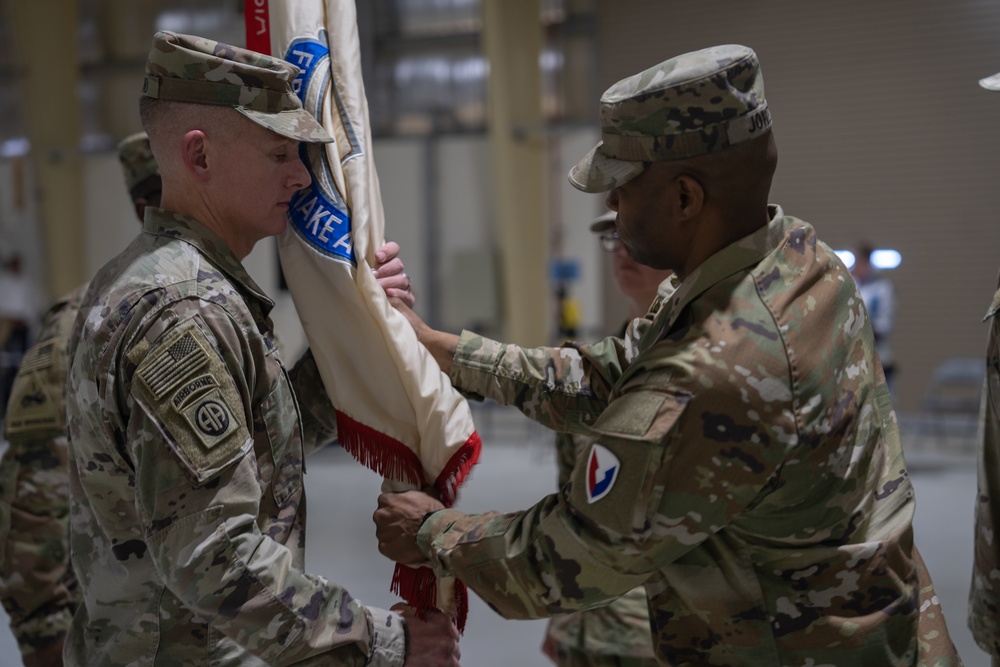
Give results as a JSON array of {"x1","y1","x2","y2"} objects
[
  {"x1": 969, "y1": 69, "x2": 1000, "y2": 667},
  {"x1": 851, "y1": 241, "x2": 897, "y2": 396},
  {"x1": 0, "y1": 131, "x2": 159, "y2": 667},
  {"x1": 0, "y1": 253, "x2": 43, "y2": 421},
  {"x1": 542, "y1": 209, "x2": 670, "y2": 667}
]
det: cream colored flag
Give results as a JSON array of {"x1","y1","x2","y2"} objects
[{"x1": 246, "y1": 0, "x2": 480, "y2": 629}]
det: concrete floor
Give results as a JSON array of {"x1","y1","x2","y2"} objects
[{"x1": 0, "y1": 409, "x2": 991, "y2": 666}]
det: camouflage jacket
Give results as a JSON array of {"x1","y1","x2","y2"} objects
[
  {"x1": 0, "y1": 284, "x2": 86, "y2": 658},
  {"x1": 970, "y1": 273, "x2": 1000, "y2": 659},
  {"x1": 544, "y1": 429, "x2": 656, "y2": 664},
  {"x1": 65, "y1": 208, "x2": 404, "y2": 666},
  {"x1": 421, "y1": 206, "x2": 960, "y2": 666}
]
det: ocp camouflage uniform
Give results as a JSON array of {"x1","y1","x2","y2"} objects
[
  {"x1": 66, "y1": 208, "x2": 400, "y2": 665},
  {"x1": 0, "y1": 285, "x2": 86, "y2": 657},
  {"x1": 418, "y1": 207, "x2": 961, "y2": 666},
  {"x1": 546, "y1": 419, "x2": 657, "y2": 665},
  {"x1": 970, "y1": 272, "x2": 1000, "y2": 663}
]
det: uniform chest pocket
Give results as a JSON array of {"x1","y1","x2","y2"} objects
[{"x1": 259, "y1": 365, "x2": 305, "y2": 509}]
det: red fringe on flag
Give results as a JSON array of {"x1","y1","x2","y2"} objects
[
  {"x1": 390, "y1": 565, "x2": 436, "y2": 612},
  {"x1": 391, "y1": 566, "x2": 469, "y2": 635},
  {"x1": 334, "y1": 409, "x2": 426, "y2": 488},
  {"x1": 454, "y1": 578, "x2": 469, "y2": 634},
  {"x1": 434, "y1": 431, "x2": 482, "y2": 508},
  {"x1": 336, "y1": 409, "x2": 481, "y2": 632}
]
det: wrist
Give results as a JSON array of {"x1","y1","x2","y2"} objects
[
  {"x1": 365, "y1": 607, "x2": 407, "y2": 667},
  {"x1": 420, "y1": 509, "x2": 441, "y2": 530},
  {"x1": 426, "y1": 330, "x2": 457, "y2": 374}
]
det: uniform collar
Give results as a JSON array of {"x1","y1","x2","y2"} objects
[
  {"x1": 142, "y1": 207, "x2": 275, "y2": 314},
  {"x1": 640, "y1": 204, "x2": 787, "y2": 348}
]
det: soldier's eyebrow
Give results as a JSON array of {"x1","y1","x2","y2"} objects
[{"x1": 264, "y1": 137, "x2": 299, "y2": 152}]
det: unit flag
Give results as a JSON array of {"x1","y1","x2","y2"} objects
[{"x1": 245, "y1": 0, "x2": 481, "y2": 629}]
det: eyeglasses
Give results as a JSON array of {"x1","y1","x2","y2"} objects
[{"x1": 599, "y1": 230, "x2": 621, "y2": 252}]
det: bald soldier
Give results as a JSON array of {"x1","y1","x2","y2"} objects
[
  {"x1": 374, "y1": 45, "x2": 962, "y2": 665},
  {"x1": 0, "y1": 132, "x2": 160, "y2": 667},
  {"x1": 65, "y1": 32, "x2": 457, "y2": 666}
]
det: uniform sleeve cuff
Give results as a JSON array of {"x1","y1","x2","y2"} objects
[
  {"x1": 365, "y1": 607, "x2": 407, "y2": 667},
  {"x1": 449, "y1": 331, "x2": 505, "y2": 398},
  {"x1": 13, "y1": 607, "x2": 74, "y2": 656},
  {"x1": 416, "y1": 508, "x2": 464, "y2": 578}
]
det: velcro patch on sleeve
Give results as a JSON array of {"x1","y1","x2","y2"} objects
[
  {"x1": 5, "y1": 340, "x2": 67, "y2": 436},
  {"x1": 132, "y1": 319, "x2": 250, "y2": 485},
  {"x1": 570, "y1": 391, "x2": 688, "y2": 536}
]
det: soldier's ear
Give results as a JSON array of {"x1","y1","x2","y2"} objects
[
  {"x1": 674, "y1": 174, "x2": 704, "y2": 220},
  {"x1": 180, "y1": 130, "x2": 210, "y2": 181}
]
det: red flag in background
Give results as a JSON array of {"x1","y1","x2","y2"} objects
[{"x1": 245, "y1": 0, "x2": 481, "y2": 631}]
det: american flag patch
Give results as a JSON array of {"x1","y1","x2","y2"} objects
[
  {"x1": 18, "y1": 342, "x2": 56, "y2": 374},
  {"x1": 139, "y1": 332, "x2": 210, "y2": 399}
]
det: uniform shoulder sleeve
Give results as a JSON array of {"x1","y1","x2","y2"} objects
[
  {"x1": 0, "y1": 287, "x2": 83, "y2": 654},
  {"x1": 127, "y1": 312, "x2": 252, "y2": 486},
  {"x1": 3, "y1": 287, "x2": 84, "y2": 439}
]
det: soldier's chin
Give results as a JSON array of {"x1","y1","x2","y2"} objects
[{"x1": 271, "y1": 215, "x2": 290, "y2": 236}]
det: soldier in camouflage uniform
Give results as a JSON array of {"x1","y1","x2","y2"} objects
[
  {"x1": 969, "y1": 70, "x2": 1000, "y2": 667},
  {"x1": 971, "y1": 278, "x2": 1000, "y2": 667},
  {"x1": 543, "y1": 211, "x2": 668, "y2": 667},
  {"x1": 65, "y1": 31, "x2": 457, "y2": 666},
  {"x1": 375, "y1": 45, "x2": 962, "y2": 666},
  {"x1": 0, "y1": 132, "x2": 160, "y2": 667}
]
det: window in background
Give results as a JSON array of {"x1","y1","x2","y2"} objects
[{"x1": 366, "y1": 0, "x2": 597, "y2": 137}]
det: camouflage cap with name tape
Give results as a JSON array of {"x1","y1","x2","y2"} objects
[
  {"x1": 570, "y1": 44, "x2": 771, "y2": 193},
  {"x1": 142, "y1": 30, "x2": 333, "y2": 144}
]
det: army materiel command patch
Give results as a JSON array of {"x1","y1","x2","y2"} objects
[
  {"x1": 133, "y1": 320, "x2": 250, "y2": 484},
  {"x1": 586, "y1": 444, "x2": 620, "y2": 503}
]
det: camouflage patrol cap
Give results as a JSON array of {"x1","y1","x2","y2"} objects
[
  {"x1": 589, "y1": 210, "x2": 616, "y2": 233},
  {"x1": 116, "y1": 132, "x2": 158, "y2": 193},
  {"x1": 570, "y1": 44, "x2": 771, "y2": 193},
  {"x1": 142, "y1": 31, "x2": 333, "y2": 143}
]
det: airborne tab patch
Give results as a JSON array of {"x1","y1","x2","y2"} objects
[{"x1": 132, "y1": 319, "x2": 250, "y2": 485}]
